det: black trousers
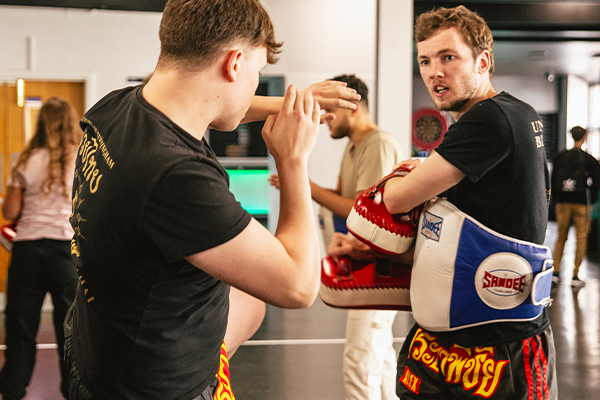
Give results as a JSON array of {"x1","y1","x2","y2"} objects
[{"x1": 0, "y1": 240, "x2": 78, "y2": 400}]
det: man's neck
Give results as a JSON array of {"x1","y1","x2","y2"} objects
[
  {"x1": 451, "y1": 82, "x2": 497, "y2": 121},
  {"x1": 348, "y1": 117, "x2": 378, "y2": 147},
  {"x1": 142, "y1": 70, "x2": 218, "y2": 140}
]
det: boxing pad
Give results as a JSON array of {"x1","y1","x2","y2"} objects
[
  {"x1": 0, "y1": 222, "x2": 17, "y2": 252},
  {"x1": 319, "y1": 255, "x2": 412, "y2": 310},
  {"x1": 411, "y1": 197, "x2": 554, "y2": 331},
  {"x1": 346, "y1": 165, "x2": 422, "y2": 255}
]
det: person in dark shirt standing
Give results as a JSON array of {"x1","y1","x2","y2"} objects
[{"x1": 551, "y1": 125, "x2": 600, "y2": 287}]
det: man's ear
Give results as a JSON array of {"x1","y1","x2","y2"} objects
[
  {"x1": 351, "y1": 102, "x2": 361, "y2": 117},
  {"x1": 224, "y1": 49, "x2": 243, "y2": 83},
  {"x1": 477, "y1": 50, "x2": 491, "y2": 75}
]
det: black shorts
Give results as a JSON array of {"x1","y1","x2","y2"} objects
[{"x1": 396, "y1": 324, "x2": 557, "y2": 399}]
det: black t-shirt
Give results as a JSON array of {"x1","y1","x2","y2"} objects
[
  {"x1": 434, "y1": 92, "x2": 551, "y2": 347},
  {"x1": 552, "y1": 148, "x2": 600, "y2": 205},
  {"x1": 70, "y1": 85, "x2": 252, "y2": 399}
]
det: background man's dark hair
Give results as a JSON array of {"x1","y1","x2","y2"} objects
[
  {"x1": 570, "y1": 126, "x2": 587, "y2": 142},
  {"x1": 330, "y1": 74, "x2": 369, "y2": 108}
]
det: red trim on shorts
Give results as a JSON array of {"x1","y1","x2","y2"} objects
[
  {"x1": 529, "y1": 337, "x2": 543, "y2": 398},
  {"x1": 523, "y1": 338, "x2": 534, "y2": 400},
  {"x1": 537, "y1": 335, "x2": 550, "y2": 399}
]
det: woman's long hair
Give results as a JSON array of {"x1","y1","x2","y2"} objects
[{"x1": 14, "y1": 97, "x2": 83, "y2": 197}]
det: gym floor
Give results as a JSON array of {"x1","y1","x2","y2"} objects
[{"x1": 0, "y1": 221, "x2": 598, "y2": 399}]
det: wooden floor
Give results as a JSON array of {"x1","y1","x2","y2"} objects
[{"x1": 1, "y1": 221, "x2": 599, "y2": 399}]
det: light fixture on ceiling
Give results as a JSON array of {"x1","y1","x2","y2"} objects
[
  {"x1": 545, "y1": 72, "x2": 555, "y2": 82},
  {"x1": 528, "y1": 50, "x2": 549, "y2": 59},
  {"x1": 17, "y1": 79, "x2": 24, "y2": 107}
]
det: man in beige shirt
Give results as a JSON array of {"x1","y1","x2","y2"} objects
[{"x1": 272, "y1": 74, "x2": 402, "y2": 400}]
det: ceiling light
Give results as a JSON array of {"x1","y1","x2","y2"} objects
[{"x1": 528, "y1": 50, "x2": 549, "y2": 58}]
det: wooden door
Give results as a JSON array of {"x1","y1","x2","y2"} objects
[{"x1": 0, "y1": 80, "x2": 85, "y2": 292}]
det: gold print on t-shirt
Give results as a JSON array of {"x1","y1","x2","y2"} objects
[
  {"x1": 71, "y1": 120, "x2": 114, "y2": 271},
  {"x1": 80, "y1": 117, "x2": 115, "y2": 168},
  {"x1": 79, "y1": 132, "x2": 103, "y2": 193}
]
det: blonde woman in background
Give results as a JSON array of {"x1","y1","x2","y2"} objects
[{"x1": 0, "y1": 97, "x2": 82, "y2": 400}]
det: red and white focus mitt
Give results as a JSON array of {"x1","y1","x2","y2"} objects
[
  {"x1": 346, "y1": 165, "x2": 422, "y2": 255},
  {"x1": 319, "y1": 255, "x2": 412, "y2": 310},
  {"x1": 0, "y1": 222, "x2": 17, "y2": 252}
]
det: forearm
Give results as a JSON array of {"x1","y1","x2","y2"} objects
[
  {"x1": 2, "y1": 186, "x2": 23, "y2": 220},
  {"x1": 242, "y1": 79, "x2": 362, "y2": 125},
  {"x1": 241, "y1": 96, "x2": 281, "y2": 123},
  {"x1": 274, "y1": 161, "x2": 320, "y2": 303},
  {"x1": 384, "y1": 153, "x2": 464, "y2": 214},
  {"x1": 384, "y1": 177, "x2": 424, "y2": 214},
  {"x1": 310, "y1": 182, "x2": 354, "y2": 219}
]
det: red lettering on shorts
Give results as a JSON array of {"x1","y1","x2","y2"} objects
[{"x1": 400, "y1": 366, "x2": 421, "y2": 394}]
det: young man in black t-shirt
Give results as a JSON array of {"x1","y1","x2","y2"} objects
[
  {"x1": 64, "y1": 0, "x2": 361, "y2": 399},
  {"x1": 329, "y1": 6, "x2": 557, "y2": 399}
]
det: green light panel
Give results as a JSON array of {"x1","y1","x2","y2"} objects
[{"x1": 226, "y1": 169, "x2": 271, "y2": 215}]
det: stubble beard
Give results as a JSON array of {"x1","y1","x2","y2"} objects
[
  {"x1": 432, "y1": 70, "x2": 479, "y2": 113},
  {"x1": 330, "y1": 119, "x2": 352, "y2": 140}
]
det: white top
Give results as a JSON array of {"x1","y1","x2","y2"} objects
[{"x1": 7, "y1": 148, "x2": 75, "y2": 241}]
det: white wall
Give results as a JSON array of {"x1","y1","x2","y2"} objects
[
  {"x1": 566, "y1": 74, "x2": 590, "y2": 149},
  {"x1": 377, "y1": 0, "x2": 413, "y2": 160},
  {"x1": 587, "y1": 84, "x2": 600, "y2": 158},
  {"x1": 262, "y1": 0, "x2": 378, "y2": 191},
  {"x1": 493, "y1": 75, "x2": 559, "y2": 113},
  {"x1": 260, "y1": 0, "x2": 380, "y2": 245},
  {"x1": 0, "y1": 6, "x2": 161, "y2": 108}
]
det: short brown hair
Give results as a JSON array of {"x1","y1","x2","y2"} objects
[
  {"x1": 414, "y1": 5, "x2": 494, "y2": 77},
  {"x1": 157, "y1": 0, "x2": 282, "y2": 71}
]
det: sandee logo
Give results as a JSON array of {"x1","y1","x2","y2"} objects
[
  {"x1": 474, "y1": 253, "x2": 533, "y2": 310},
  {"x1": 482, "y1": 271, "x2": 526, "y2": 293},
  {"x1": 420, "y1": 211, "x2": 443, "y2": 242}
]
